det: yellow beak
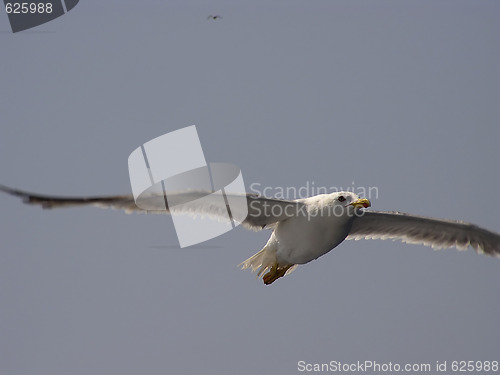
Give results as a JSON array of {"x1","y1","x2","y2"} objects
[{"x1": 348, "y1": 198, "x2": 371, "y2": 209}]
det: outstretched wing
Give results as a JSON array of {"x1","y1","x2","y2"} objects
[
  {"x1": 347, "y1": 210, "x2": 500, "y2": 257},
  {"x1": 0, "y1": 185, "x2": 303, "y2": 230}
]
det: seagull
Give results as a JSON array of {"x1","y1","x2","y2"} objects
[
  {"x1": 207, "y1": 15, "x2": 222, "y2": 20},
  {"x1": 1, "y1": 185, "x2": 499, "y2": 284}
]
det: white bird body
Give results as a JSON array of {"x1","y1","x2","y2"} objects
[
  {"x1": 274, "y1": 194, "x2": 356, "y2": 264},
  {"x1": 239, "y1": 192, "x2": 364, "y2": 282}
]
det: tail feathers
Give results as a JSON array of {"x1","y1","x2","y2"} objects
[
  {"x1": 238, "y1": 241, "x2": 298, "y2": 279},
  {"x1": 239, "y1": 247, "x2": 275, "y2": 277}
]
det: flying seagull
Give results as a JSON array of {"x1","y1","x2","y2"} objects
[
  {"x1": 207, "y1": 15, "x2": 222, "y2": 20},
  {"x1": 1, "y1": 185, "x2": 499, "y2": 284}
]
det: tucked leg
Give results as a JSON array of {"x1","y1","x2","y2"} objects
[{"x1": 263, "y1": 264, "x2": 294, "y2": 285}]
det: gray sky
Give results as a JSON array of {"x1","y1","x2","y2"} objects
[{"x1": 1, "y1": 1, "x2": 499, "y2": 374}]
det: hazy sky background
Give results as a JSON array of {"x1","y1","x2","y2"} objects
[{"x1": 1, "y1": 1, "x2": 499, "y2": 374}]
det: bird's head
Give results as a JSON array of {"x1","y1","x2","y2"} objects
[
  {"x1": 331, "y1": 191, "x2": 371, "y2": 209},
  {"x1": 303, "y1": 192, "x2": 371, "y2": 219}
]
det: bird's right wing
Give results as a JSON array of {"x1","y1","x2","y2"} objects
[
  {"x1": 0, "y1": 185, "x2": 303, "y2": 230},
  {"x1": 347, "y1": 210, "x2": 500, "y2": 257},
  {"x1": 1, "y1": 184, "x2": 139, "y2": 211}
]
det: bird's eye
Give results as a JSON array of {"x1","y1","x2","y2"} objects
[{"x1": 338, "y1": 196, "x2": 346, "y2": 202}]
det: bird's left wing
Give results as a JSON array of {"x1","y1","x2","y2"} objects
[
  {"x1": 347, "y1": 211, "x2": 500, "y2": 257},
  {"x1": 0, "y1": 185, "x2": 303, "y2": 230}
]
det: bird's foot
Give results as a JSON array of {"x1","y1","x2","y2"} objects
[{"x1": 263, "y1": 264, "x2": 294, "y2": 285}]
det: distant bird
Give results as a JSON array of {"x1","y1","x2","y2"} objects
[
  {"x1": 1, "y1": 185, "x2": 500, "y2": 285},
  {"x1": 207, "y1": 15, "x2": 222, "y2": 20}
]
